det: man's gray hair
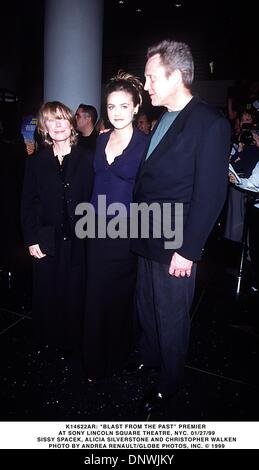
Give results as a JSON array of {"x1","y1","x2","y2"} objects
[{"x1": 147, "y1": 39, "x2": 194, "y2": 88}]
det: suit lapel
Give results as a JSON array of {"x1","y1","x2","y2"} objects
[
  {"x1": 42, "y1": 146, "x2": 81, "y2": 186},
  {"x1": 43, "y1": 147, "x2": 60, "y2": 179},
  {"x1": 64, "y1": 146, "x2": 81, "y2": 182},
  {"x1": 139, "y1": 97, "x2": 199, "y2": 164},
  {"x1": 134, "y1": 96, "x2": 200, "y2": 190}
]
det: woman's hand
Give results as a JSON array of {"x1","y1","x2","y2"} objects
[
  {"x1": 229, "y1": 174, "x2": 237, "y2": 184},
  {"x1": 26, "y1": 142, "x2": 35, "y2": 155},
  {"x1": 29, "y1": 244, "x2": 46, "y2": 259},
  {"x1": 252, "y1": 132, "x2": 259, "y2": 147},
  {"x1": 237, "y1": 142, "x2": 245, "y2": 152}
]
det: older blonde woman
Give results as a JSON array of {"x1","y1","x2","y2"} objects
[{"x1": 21, "y1": 101, "x2": 93, "y2": 355}]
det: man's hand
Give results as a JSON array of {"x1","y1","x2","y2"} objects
[
  {"x1": 29, "y1": 244, "x2": 46, "y2": 259},
  {"x1": 169, "y1": 252, "x2": 193, "y2": 277},
  {"x1": 26, "y1": 142, "x2": 35, "y2": 155}
]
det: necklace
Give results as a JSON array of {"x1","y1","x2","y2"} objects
[{"x1": 55, "y1": 154, "x2": 64, "y2": 164}]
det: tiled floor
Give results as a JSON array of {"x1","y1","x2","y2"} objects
[{"x1": 0, "y1": 232, "x2": 258, "y2": 421}]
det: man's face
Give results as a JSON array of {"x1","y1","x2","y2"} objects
[
  {"x1": 137, "y1": 115, "x2": 150, "y2": 134},
  {"x1": 75, "y1": 107, "x2": 89, "y2": 131},
  {"x1": 144, "y1": 54, "x2": 175, "y2": 108}
]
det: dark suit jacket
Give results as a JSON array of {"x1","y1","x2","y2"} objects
[
  {"x1": 131, "y1": 97, "x2": 231, "y2": 264},
  {"x1": 21, "y1": 145, "x2": 93, "y2": 254}
]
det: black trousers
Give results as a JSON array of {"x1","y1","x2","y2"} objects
[{"x1": 136, "y1": 256, "x2": 196, "y2": 394}]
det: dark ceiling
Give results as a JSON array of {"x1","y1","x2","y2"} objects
[
  {"x1": 0, "y1": 0, "x2": 258, "y2": 111},
  {"x1": 102, "y1": 0, "x2": 258, "y2": 81}
]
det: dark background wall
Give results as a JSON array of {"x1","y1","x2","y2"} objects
[{"x1": 0, "y1": 1, "x2": 44, "y2": 113}]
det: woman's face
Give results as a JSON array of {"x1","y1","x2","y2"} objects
[
  {"x1": 45, "y1": 114, "x2": 72, "y2": 143},
  {"x1": 107, "y1": 91, "x2": 138, "y2": 130}
]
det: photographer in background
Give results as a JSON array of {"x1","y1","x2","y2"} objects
[
  {"x1": 230, "y1": 111, "x2": 259, "y2": 178},
  {"x1": 232, "y1": 110, "x2": 254, "y2": 147},
  {"x1": 229, "y1": 161, "x2": 259, "y2": 292},
  {"x1": 224, "y1": 112, "x2": 259, "y2": 244}
]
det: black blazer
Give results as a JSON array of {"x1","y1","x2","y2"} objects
[
  {"x1": 21, "y1": 145, "x2": 93, "y2": 253},
  {"x1": 131, "y1": 97, "x2": 231, "y2": 264}
]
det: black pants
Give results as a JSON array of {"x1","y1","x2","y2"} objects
[{"x1": 136, "y1": 256, "x2": 196, "y2": 394}]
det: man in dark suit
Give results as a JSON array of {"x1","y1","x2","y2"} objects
[
  {"x1": 75, "y1": 104, "x2": 98, "y2": 151},
  {"x1": 129, "y1": 39, "x2": 231, "y2": 414}
]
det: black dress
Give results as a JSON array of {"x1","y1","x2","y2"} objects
[
  {"x1": 21, "y1": 145, "x2": 93, "y2": 351},
  {"x1": 84, "y1": 128, "x2": 148, "y2": 378}
]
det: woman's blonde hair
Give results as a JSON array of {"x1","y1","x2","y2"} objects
[{"x1": 37, "y1": 101, "x2": 78, "y2": 146}]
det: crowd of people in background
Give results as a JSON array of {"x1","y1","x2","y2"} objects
[
  {"x1": 225, "y1": 79, "x2": 259, "y2": 292},
  {"x1": 1, "y1": 41, "x2": 258, "y2": 415}
]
